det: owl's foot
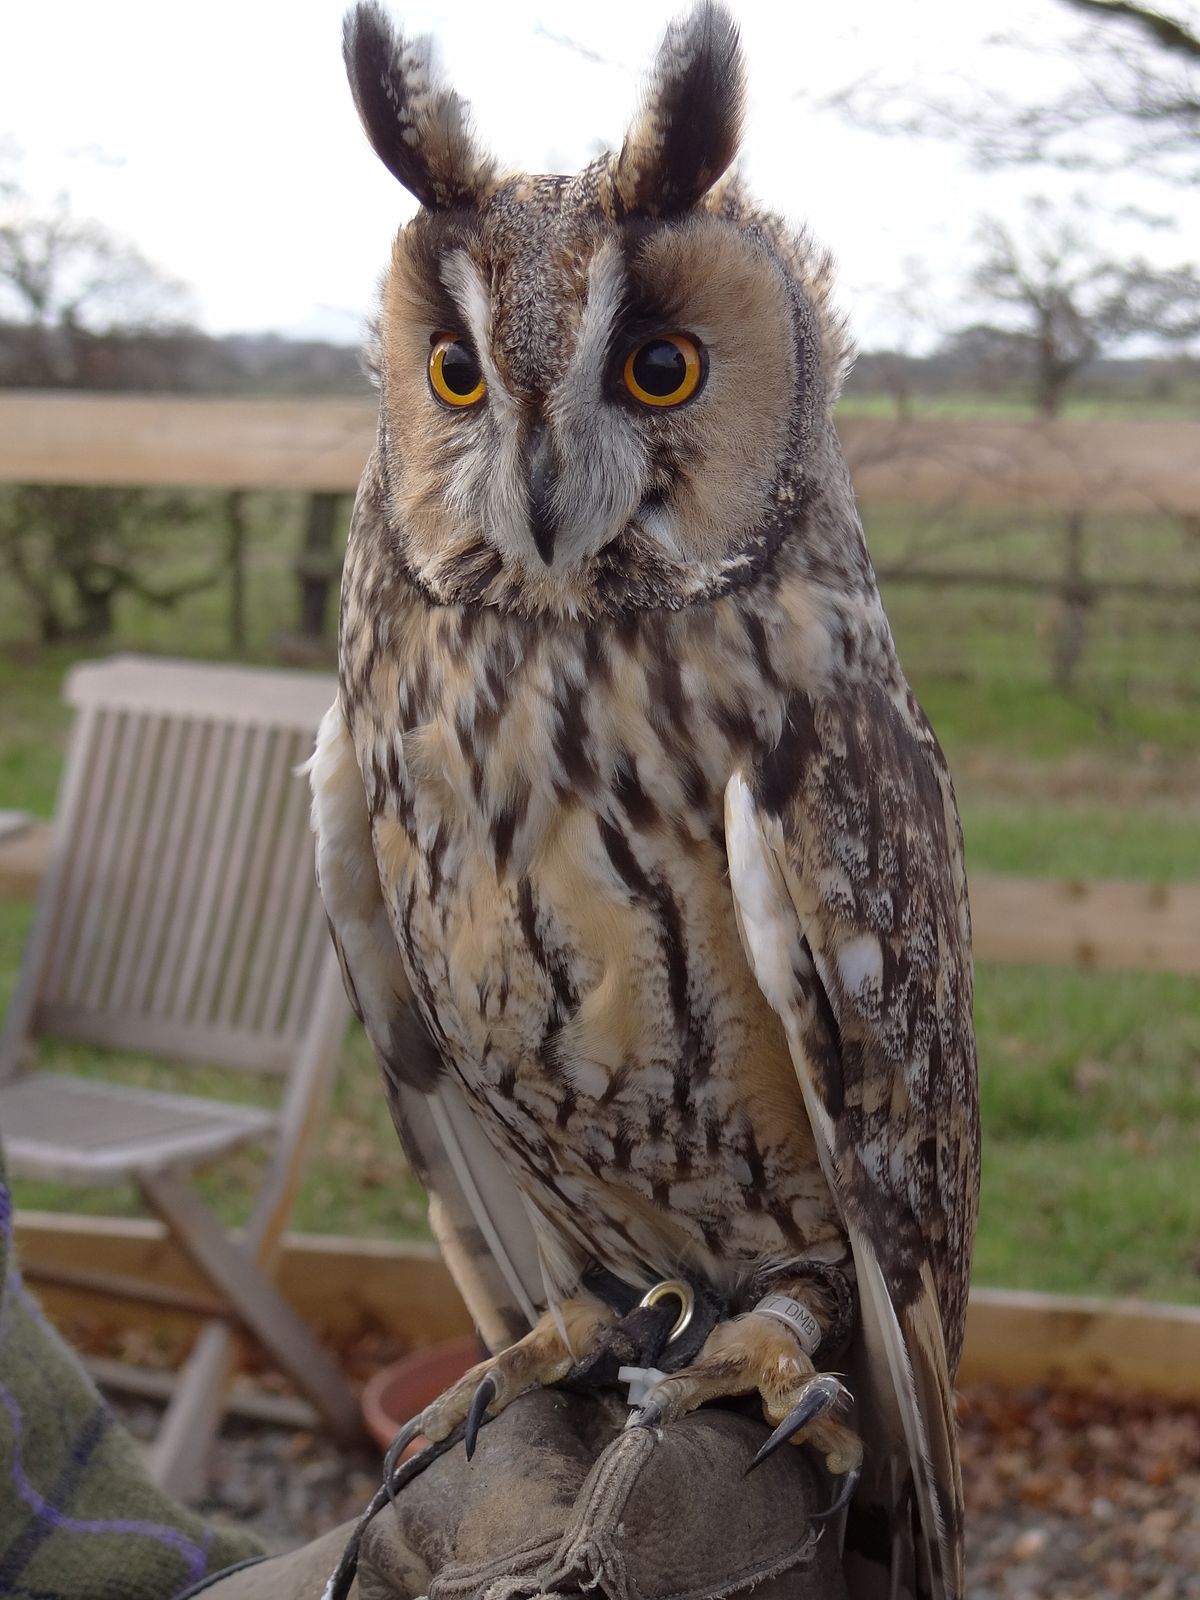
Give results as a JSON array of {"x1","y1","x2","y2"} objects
[
  {"x1": 416, "y1": 1297, "x2": 617, "y2": 1457},
  {"x1": 627, "y1": 1310, "x2": 862, "y2": 1509}
]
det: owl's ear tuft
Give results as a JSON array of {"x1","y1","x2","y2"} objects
[
  {"x1": 343, "y1": 3, "x2": 496, "y2": 210},
  {"x1": 615, "y1": 2, "x2": 745, "y2": 219}
]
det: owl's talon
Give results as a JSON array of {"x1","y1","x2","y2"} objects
[
  {"x1": 414, "y1": 1298, "x2": 617, "y2": 1449},
  {"x1": 464, "y1": 1373, "x2": 499, "y2": 1461},
  {"x1": 812, "y1": 1461, "x2": 861, "y2": 1521},
  {"x1": 622, "y1": 1309, "x2": 863, "y2": 1505},
  {"x1": 625, "y1": 1398, "x2": 665, "y2": 1431},
  {"x1": 745, "y1": 1374, "x2": 848, "y2": 1475},
  {"x1": 383, "y1": 1418, "x2": 424, "y2": 1508}
]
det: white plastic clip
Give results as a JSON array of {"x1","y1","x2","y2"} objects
[{"x1": 618, "y1": 1365, "x2": 668, "y2": 1410}]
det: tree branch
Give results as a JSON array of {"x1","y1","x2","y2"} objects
[{"x1": 1060, "y1": 1, "x2": 1200, "y2": 62}]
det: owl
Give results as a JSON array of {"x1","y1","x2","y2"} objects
[{"x1": 310, "y1": 5, "x2": 980, "y2": 1598}]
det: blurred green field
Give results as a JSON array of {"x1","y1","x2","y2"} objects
[
  {"x1": 1, "y1": 492, "x2": 1197, "y2": 1305},
  {"x1": 837, "y1": 385, "x2": 1200, "y2": 422}
]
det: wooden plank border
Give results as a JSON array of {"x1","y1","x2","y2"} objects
[
  {"x1": 14, "y1": 1213, "x2": 475, "y2": 1347},
  {"x1": 14, "y1": 1214, "x2": 1200, "y2": 1401},
  {"x1": 962, "y1": 1287, "x2": 1200, "y2": 1401},
  {"x1": 969, "y1": 874, "x2": 1200, "y2": 976},
  {"x1": 5, "y1": 825, "x2": 1198, "y2": 976}
]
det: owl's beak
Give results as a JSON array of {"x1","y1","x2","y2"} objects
[{"x1": 526, "y1": 422, "x2": 560, "y2": 567}]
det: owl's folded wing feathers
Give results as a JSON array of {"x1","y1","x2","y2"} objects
[
  {"x1": 308, "y1": 699, "x2": 542, "y2": 1352},
  {"x1": 725, "y1": 681, "x2": 979, "y2": 1600}
]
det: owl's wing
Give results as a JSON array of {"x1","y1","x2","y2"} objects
[
  {"x1": 724, "y1": 682, "x2": 978, "y2": 1600},
  {"x1": 308, "y1": 698, "x2": 543, "y2": 1353}
]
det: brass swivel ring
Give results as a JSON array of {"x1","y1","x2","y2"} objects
[{"x1": 637, "y1": 1278, "x2": 695, "y2": 1344}]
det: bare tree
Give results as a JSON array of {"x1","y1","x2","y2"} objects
[
  {"x1": 851, "y1": 259, "x2": 941, "y2": 421},
  {"x1": 944, "y1": 193, "x2": 1200, "y2": 685},
  {"x1": 0, "y1": 170, "x2": 212, "y2": 642},
  {"x1": 0, "y1": 169, "x2": 193, "y2": 386},
  {"x1": 3, "y1": 484, "x2": 218, "y2": 642},
  {"x1": 1042, "y1": 1, "x2": 1200, "y2": 176},
  {"x1": 954, "y1": 196, "x2": 1200, "y2": 418},
  {"x1": 835, "y1": 1, "x2": 1200, "y2": 185}
]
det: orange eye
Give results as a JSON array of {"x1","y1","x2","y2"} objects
[
  {"x1": 428, "y1": 335, "x2": 486, "y2": 407},
  {"x1": 622, "y1": 333, "x2": 705, "y2": 408}
]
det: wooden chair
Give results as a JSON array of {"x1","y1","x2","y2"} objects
[{"x1": 0, "y1": 654, "x2": 362, "y2": 1494}]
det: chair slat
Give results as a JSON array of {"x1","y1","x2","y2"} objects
[
  {"x1": 148, "y1": 721, "x2": 227, "y2": 1019},
  {"x1": 237, "y1": 753, "x2": 308, "y2": 1031},
  {"x1": 43, "y1": 708, "x2": 120, "y2": 999},
  {"x1": 173, "y1": 721, "x2": 250, "y2": 1022},
  {"x1": 126, "y1": 717, "x2": 206, "y2": 1015},
  {"x1": 35, "y1": 1004, "x2": 295, "y2": 1071},
  {"x1": 189, "y1": 722, "x2": 272, "y2": 1026},
  {"x1": 212, "y1": 728, "x2": 296, "y2": 1030},
  {"x1": 81, "y1": 714, "x2": 165, "y2": 1012},
  {"x1": 68, "y1": 655, "x2": 335, "y2": 733},
  {"x1": 62, "y1": 711, "x2": 145, "y2": 1006},
  {"x1": 106, "y1": 716, "x2": 186, "y2": 1013}
]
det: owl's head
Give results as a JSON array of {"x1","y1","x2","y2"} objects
[{"x1": 345, "y1": 2, "x2": 854, "y2": 618}]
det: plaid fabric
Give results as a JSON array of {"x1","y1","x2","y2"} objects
[{"x1": 0, "y1": 1170, "x2": 265, "y2": 1599}]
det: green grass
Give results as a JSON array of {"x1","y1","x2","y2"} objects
[
  {"x1": 961, "y1": 801, "x2": 1200, "y2": 882},
  {"x1": 975, "y1": 967, "x2": 1200, "y2": 1302},
  {"x1": 838, "y1": 386, "x2": 1200, "y2": 421},
  {"x1": 1, "y1": 486, "x2": 1198, "y2": 1304}
]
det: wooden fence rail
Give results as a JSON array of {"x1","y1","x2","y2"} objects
[
  {"x1": 2, "y1": 392, "x2": 1199, "y2": 512},
  {"x1": 4, "y1": 393, "x2": 1198, "y2": 660},
  {"x1": 2, "y1": 820, "x2": 1198, "y2": 976}
]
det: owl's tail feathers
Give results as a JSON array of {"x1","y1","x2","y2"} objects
[
  {"x1": 842, "y1": 1250, "x2": 964, "y2": 1600},
  {"x1": 842, "y1": 1456, "x2": 933, "y2": 1600},
  {"x1": 722, "y1": 771, "x2": 966, "y2": 1600}
]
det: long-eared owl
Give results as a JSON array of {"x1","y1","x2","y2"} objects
[{"x1": 311, "y1": 7, "x2": 980, "y2": 1597}]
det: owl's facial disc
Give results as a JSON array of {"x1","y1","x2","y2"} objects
[{"x1": 377, "y1": 201, "x2": 803, "y2": 606}]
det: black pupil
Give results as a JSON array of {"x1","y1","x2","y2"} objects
[
  {"x1": 440, "y1": 341, "x2": 481, "y2": 396},
  {"x1": 632, "y1": 339, "x2": 687, "y2": 397}
]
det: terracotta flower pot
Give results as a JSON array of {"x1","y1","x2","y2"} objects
[{"x1": 361, "y1": 1336, "x2": 481, "y2": 1457}]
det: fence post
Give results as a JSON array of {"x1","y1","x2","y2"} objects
[
  {"x1": 295, "y1": 492, "x2": 344, "y2": 646},
  {"x1": 1051, "y1": 510, "x2": 1092, "y2": 690},
  {"x1": 225, "y1": 490, "x2": 247, "y2": 654}
]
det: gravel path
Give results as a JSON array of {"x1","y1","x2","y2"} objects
[
  {"x1": 112, "y1": 1393, "x2": 379, "y2": 1552},
  {"x1": 112, "y1": 1381, "x2": 1200, "y2": 1593},
  {"x1": 960, "y1": 1384, "x2": 1200, "y2": 1599}
]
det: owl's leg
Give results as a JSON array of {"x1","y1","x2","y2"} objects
[
  {"x1": 628, "y1": 1296, "x2": 862, "y2": 1505},
  {"x1": 416, "y1": 1296, "x2": 617, "y2": 1455}
]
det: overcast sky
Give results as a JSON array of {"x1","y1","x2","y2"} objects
[{"x1": 3, "y1": 0, "x2": 1197, "y2": 351}]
